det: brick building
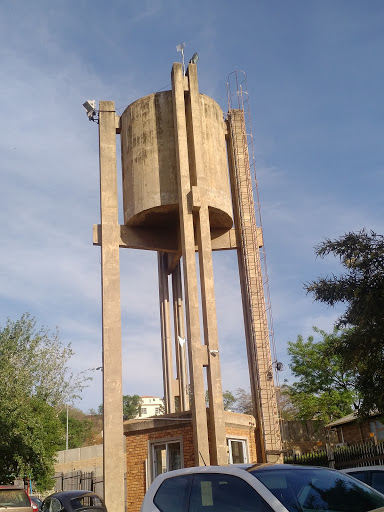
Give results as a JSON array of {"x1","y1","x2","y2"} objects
[
  {"x1": 124, "y1": 410, "x2": 257, "y2": 512},
  {"x1": 327, "y1": 412, "x2": 384, "y2": 445}
]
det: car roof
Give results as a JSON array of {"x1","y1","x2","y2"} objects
[
  {"x1": 150, "y1": 462, "x2": 335, "y2": 484},
  {"x1": 45, "y1": 491, "x2": 101, "y2": 499},
  {"x1": 342, "y1": 466, "x2": 384, "y2": 472}
]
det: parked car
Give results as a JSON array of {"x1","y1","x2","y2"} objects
[
  {"x1": 30, "y1": 496, "x2": 42, "y2": 512},
  {"x1": 342, "y1": 465, "x2": 384, "y2": 495},
  {"x1": 0, "y1": 486, "x2": 33, "y2": 512},
  {"x1": 41, "y1": 491, "x2": 107, "y2": 512},
  {"x1": 141, "y1": 463, "x2": 384, "y2": 512}
]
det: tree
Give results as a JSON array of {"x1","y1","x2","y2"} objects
[
  {"x1": 97, "y1": 394, "x2": 143, "y2": 420},
  {"x1": 58, "y1": 407, "x2": 99, "y2": 450},
  {"x1": 234, "y1": 388, "x2": 253, "y2": 415},
  {"x1": 222, "y1": 390, "x2": 236, "y2": 411},
  {"x1": 204, "y1": 390, "x2": 236, "y2": 411},
  {"x1": 305, "y1": 230, "x2": 384, "y2": 415},
  {"x1": 123, "y1": 395, "x2": 143, "y2": 420},
  {"x1": 276, "y1": 384, "x2": 299, "y2": 421},
  {"x1": 0, "y1": 314, "x2": 89, "y2": 489},
  {"x1": 286, "y1": 327, "x2": 358, "y2": 423}
]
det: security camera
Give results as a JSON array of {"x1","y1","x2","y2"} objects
[{"x1": 83, "y1": 100, "x2": 96, "y2": 121}]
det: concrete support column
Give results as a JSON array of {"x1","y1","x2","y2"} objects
[
  {"x1": 158, "y1": 252, "x2": 175, "y2": 414},
  {"x1": 171, "y1": 62, "x2": 211, "y2": 466},
  {"x1": 172, "y1": 262, "x2": 189, "y2": 411},
  {"x1": 98, "y1": 101, "x2": 125, "y2": 512},
  {"x1": 186, "y1": 65, "x2": 227, "y2": 465}
]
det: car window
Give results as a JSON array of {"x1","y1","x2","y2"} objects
[
  {"x1": 0, "y1": 489, "x2": 31, "y2": 508},
  {"x1": 49, "y1": 498, "x2": 62, "y2": 512},
  {"x1": 252, "y1": 468, "x2": 384, "y2": 512},
  {"x1": 346, "y1": 471, "x2": 370, "y2": 485},
  {"x1": 189, "y1": 473, "x2": 273, "y2": 512},
  {"x1": 371, "y1": 471, "x2": 384, "y2": 495},
  {"x1": 41, "y1": 498, "x2": 50, "y2": 512},
  {"x1": 70, "y1": 496, "x2": 104, "y2": 510},
  {"x1": 154, "y1": 475, "x2": 192, "y2": 512}
]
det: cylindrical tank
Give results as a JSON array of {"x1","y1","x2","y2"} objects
[{"x1": 120, "y1": 90, "x2": 233, "y2": 229}]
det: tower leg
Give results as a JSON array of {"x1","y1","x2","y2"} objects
[
  {"x1": 158, "y1": 252, "x2": 175, "y2": 414},
  {"x1": 171, "y1": 62, "x2": 211, "y2": 466},
  {"x1": 185, "y1": 64, "x2": 227, "y2": 466},
  {"x1": 98, "y1": 101, "x2": 125, "y2": 512},
  {"x1": 172, "y1": 262, "x2": 189, "y2": 411}
]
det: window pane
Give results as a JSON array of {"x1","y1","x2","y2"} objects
[
  {"x1": 190, "y1": 473, "x2": 273, "y2": 512},
  {"x1": 154, "y1": 444, "x2": 167, "y2": 477},
  {"x1": 348, "y1": 471, "x2": 369, "y2": 484},
  {"x1": 0, "y1": 490, "x2": 30, "y2": 507},
  {"x1": 372, "y1": 472, "x2": 384, "y2": 495},
  {"x1": 154, "y1": 475, "x2": 192, "y2": 512},
  {"x1": 252, "y1": 468, "x2": 384, "y2": 512},
  {"x1": 168, "y1": 442, "x2": 181, "y2": 471},
  {"x1": 230, "y1": 441, "x2": 245, "y2": 464}
]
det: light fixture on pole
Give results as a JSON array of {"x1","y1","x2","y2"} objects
[{"x1": 83, "y1": 100, "x2": 97, "y2": 122}]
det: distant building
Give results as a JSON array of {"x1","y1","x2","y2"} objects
[
  {"x1": 137, "y1": 396, "x2": 164, "y2": 418},
  {"x1": 327, "y1": 412, "x2": 384, "y2": 445}
]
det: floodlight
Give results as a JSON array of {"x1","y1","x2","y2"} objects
[
  {"x1": 189, "y1": 53, "x2": 199, "y2": 64},
  {"x1": 83, "y1": 100, "x2": 96, "y2": 121},
  {"x1": 176, "y1": 42, "x2": 186, "y2": 52}
]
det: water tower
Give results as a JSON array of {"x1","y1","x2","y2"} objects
[{"x1": 93, "y1": 62, "x2": 281, "y2": 512}]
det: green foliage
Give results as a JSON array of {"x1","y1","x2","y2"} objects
[
  {"x1": 58, "y1": 407, "x2": 97, "y2": 449},
  {"x1": 205, "y1": 390, "x2": 236, "y2": 411},
  {"x1": 123, "y1": 394, "x2": 143, "y2": 420},
  {"x1": 305, "y1": 230, "x2": 384, "y2": 415},
  {"x1": 286, "y1": 327, "x2": 358, "y2": 423},
  {"x1": 276, "y1": 384, "x2": 299, "y2": 420},
  {"x1": 97, "y1": 394, "x2": 143, "y2": 420},
  {"x1": 234, "y1": 388, "x2": 253, "y2": 415},
  {"x1": 0, "y1": 313, "x2": 89, "y2": 490},
  {"x1": 222, "y1": 390, "x2": 236, "y2": 411}
]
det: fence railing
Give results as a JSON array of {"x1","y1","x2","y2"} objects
[
  {"x1": 54, "y1": 471, "x2": 103, "y2": 496},
  {"x1": 284, "y1": 441, "x2": 384, "y2": 469}
]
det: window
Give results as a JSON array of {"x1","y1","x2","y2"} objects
[
  {"x1": 155, "y1": 407, "x2": 160, "y2": 415},
  {"x1": 189, "y1": 473, "x2": 273, "y2": 512},
  {"x1": 371, "y1": 472, "x2": 384, "y2": 495},
  {"x1": 154, "y1": 475, "x2": 192, "y2": 512},
  {"x1": 227, "y1": 438, "x2": 248, "y2": 464},
  {"x1": 370, "y1": 420, "x2": 384, "y2": 441},
  {"x1": 152, "y1": 440, "x2": 182, "y2": 480},
  {"x1": 141, "y1": 407, "x2": 147, "y2": 416}
]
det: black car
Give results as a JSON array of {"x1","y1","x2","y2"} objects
[{"x1": 41, "y1": 491, "x2": 107, "y2": 512}]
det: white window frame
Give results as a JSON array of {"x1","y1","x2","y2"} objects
[
  {"x1": 227, "y1": 436, "x2": 249, "y2": 464},
  {"x1": 148, "y1": 436, "x2": 183, "y2": 483}
]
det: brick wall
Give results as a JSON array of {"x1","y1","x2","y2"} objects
[
  {"x1": 124, "y1": 412, "x2": 257, "y2": 512},
  {"x1": 336, "y1": 421, "x2": 372, "y2": 444},
  {"x1": 125, "y1": 424, "x2": 194, "y2": 512}
]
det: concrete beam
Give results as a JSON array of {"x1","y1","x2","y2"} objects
[{"x1": 93, "y1": 224, "x2": 243, "y2": 252}]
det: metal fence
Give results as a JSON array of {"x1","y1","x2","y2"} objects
[
  {"x1": 284, "y1": 441, "x2": 384, "y2": 470},
  {"x1": 54, "y1": 471, "x2": 103, "y2": 496}
]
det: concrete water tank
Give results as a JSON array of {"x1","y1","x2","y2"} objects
[{"x1": 120, "y1": 91, "x2": 233, "y2": 229}]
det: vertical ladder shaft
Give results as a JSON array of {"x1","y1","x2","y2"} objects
[{"x1": 227, "y1": 107, "x2": 282, "y2": 462}]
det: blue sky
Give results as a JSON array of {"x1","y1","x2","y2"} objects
[{"x1": 1, "y1": 1, "x2": 383, "y2": 412}]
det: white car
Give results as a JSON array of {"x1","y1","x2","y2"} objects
[
  {"x1": 141, "y1": 463, "x2": 384, "y2": 512},
  {"x1": 342, "y1": 466, "x2": 384, "y2": 495}
]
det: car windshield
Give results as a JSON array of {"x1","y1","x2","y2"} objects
[
  {"x1": 0, "y1": 490, "x2": 30, "y2": 508},
  {"x1": 250, "y1": 467, "x2": 384, "y2": 512}
]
